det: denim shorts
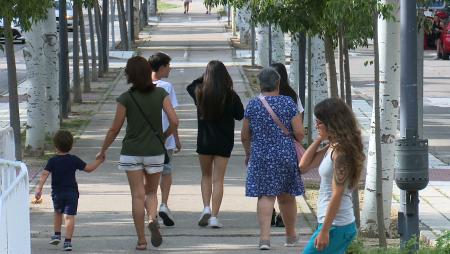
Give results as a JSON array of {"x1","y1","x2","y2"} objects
[
  {"x1": 303, "y1": 222, "x2": 357, "y2": 254},
  {"x1": 162, "y1": 150, "x2": 174, "y2": 175},
  {"x1": 51, "y1": 191, "x2": 79, "y2": 216}
]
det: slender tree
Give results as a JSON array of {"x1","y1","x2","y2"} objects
[
  {"x1": 94, "y1": 2, "x2": 104, "y2": 77},
  {"x1": 73, "y1": 1, "x2": 82, "y2": 103},
  {"x1": 88, "y1": 7, "x2": 98, "y2": 81},
  {"x1": 117, "y1": 0, "x2": 129, "y2": 50},
  {"x1": 79, "y1": 3, "x2": 91, "y2": 92},
  {"x1": 0, "y1": 0, "x2": 53, "y2": 160}
]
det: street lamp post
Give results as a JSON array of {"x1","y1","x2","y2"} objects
[{"x1": 396, "y1": 0, "x2": 429, "y2": 251}]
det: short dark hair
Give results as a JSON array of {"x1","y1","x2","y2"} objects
[
  {"x1": 148, "y1": 52, "x2": 171, "y2": 72},
  {"x1": 125, "y1": 56, "x2": 155, "y2": 93},
  {"x1": 53, "y1": 130, "x2": 74, "y2": 153}
]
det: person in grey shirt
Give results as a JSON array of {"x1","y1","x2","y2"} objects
[{"x1": 300, "y1": 98, "x2": 365, "y2": 254}]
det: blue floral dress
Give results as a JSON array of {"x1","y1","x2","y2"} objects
[{"x1": 244, "y1": 95, "x2": 305, "y2": 197}]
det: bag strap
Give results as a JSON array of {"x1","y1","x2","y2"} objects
[
  {"x1": 128, "y1": 90, "x2": 167, "y2": 152},
  {"x1": 258, "y1": 95, "x2": 291, "y2": 137}
]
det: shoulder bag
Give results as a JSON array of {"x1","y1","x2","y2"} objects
[{"x1": 258, "y1": 95, "x2": 305, "y2": 166}]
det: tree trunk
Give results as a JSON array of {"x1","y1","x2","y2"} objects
[
  {"x1": 149, "y1": 0, "x2": 156, "y2": 16},
  {"x1": 271, "y1": 25, "x2": 285, "y2": 64},
  {"x1": 24, "y1": 21, "x2": 46, "y2": 156},
  {"x1": 88, "y1": 8, "x2": 98, "y2": 81},
  {"x1": 309, "y1": 35, "x2": 328, "y2": 137},
  {"x1": 290, "y1": 37, "x2": 300, "y2": 92},
  {"x1": 325, "y1": 34, "x2": 338, "y2": 98},
  {"x1": 338, "y1": 26, "x2": 345, "y2": 100},
  {"x1": 102, "y1": 0, "x2": 109, "y2": 73},
  {"x1": 251, "y1": 24, "x2": 256, "y2": 67},
  {"x1": 342, "y1": 36, "x2": 360, "y2": 228},
  {"x1": 306, "y1": 37, "x2": 313, "y2": 145},
  {"x1": 343, "y1": 38, "x2": 352, "y2": 107},
  {"x1": 298, "y1": 33, "x2": 306, "y2": 110},
  {"x1": 256, "y1": 25, "x2": 270, "y2": 67},
  {"x1": 59, "y1": 0, "x2": 71, "y2": 118},
  {"x1": 128, "y1": 0, "x2": 135, "y2": 45},
  {"x1": 361, "y1": 0, "x2": 400, "y2": 236},
  {"x1": 111, "y1": 0, "x2": 116, "y2": 48},
  {"x1": 79, "y1": 6, "x2": 91, "y2": 93},
  {"x1": 133, "y1": 0, "x2": 140, "y2": 39},
  {"x1": 73, "y1": 1, "x2": 82, "y2": 103},
  {"x1": 237, "y1": 4, "x2": 251, "y2": 45},
  {"x1": 373, "y1": 7, "x2": 387, "y2": 248},
  {"x1": 94, "y1": 2, "x2": 104, "y2": 77},
  {"x1": 117, "y1": 0, "x2": 129, "y2": 50},
  {"x1": 4, "y1": 17, "x2": 22, "y2": 160},
  {"x1": 43, "y1": 7, "x2": 60, "y2": 136}
]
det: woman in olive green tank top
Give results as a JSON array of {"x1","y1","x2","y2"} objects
[{"x1": 96, "y1": 56, "x2": 179, "y2": 250}]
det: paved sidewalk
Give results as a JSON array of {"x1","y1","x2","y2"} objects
[{"x1": 29, "y1": 1, "x2": 314, "y2": 253}]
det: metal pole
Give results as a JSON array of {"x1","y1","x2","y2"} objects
[
  {"x1": 398, "y1": 0, "x2": 428, "y2": 251},
  {"x1": 417, "y1": 10, "x2": 424, "y2": 138}
]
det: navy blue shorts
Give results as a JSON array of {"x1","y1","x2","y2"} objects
[{"x1": 51, "y1": 192, "x2": 79, "y2": 215}]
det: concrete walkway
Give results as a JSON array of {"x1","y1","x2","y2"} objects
[{"x1": 29, "y1": 1, "x2": 314, "y2": 253}]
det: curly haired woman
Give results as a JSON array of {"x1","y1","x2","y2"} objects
[{"x1": 300, "y1": 98, "x2": 365, "y2": 254}]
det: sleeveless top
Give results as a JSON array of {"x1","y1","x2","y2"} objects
[{"x1": 317, "y1": 150, "x2": 355, "y2": 226}]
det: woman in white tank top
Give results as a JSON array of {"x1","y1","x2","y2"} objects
[{"x1": 300, "y1": 98, "x2": 365, "y2": 254}]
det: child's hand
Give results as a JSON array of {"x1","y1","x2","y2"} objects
[{"x1": 35, "y1": 190, "x2": 42, "y2": 201}]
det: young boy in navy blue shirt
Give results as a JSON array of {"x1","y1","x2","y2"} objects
[{"x1": 35, "y1": 130, "x2": 104, "y2": 251}]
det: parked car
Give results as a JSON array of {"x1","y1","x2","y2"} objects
[
  {"x1": 55, "y1": 0, "x2": 74, "y2": 31},
  {"x1": 0, "y1": 19, "x2": 26, "y2": 44}
]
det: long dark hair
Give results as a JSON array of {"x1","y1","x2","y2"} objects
[
  {"x1": 314, "y1": 98, "x2": 365, "y2": 189},
  {"x1": 196, "y1": 60, "x2": 233, "y2": 120},
  {"x1": 125, "y1": 56, "x2": 155, "y2": 93},
  {"x1": 271, "y1": 62, "x2": 298, "y2": 105}
]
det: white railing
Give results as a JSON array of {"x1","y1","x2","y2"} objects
[
  {"x1": 0, "y1": 127, "x2": 15, "y2": 161},
  {"x1": 0, "y1": 159, "x2": 31, "y2": 254}
]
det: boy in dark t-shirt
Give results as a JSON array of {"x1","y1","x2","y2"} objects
[{"x1": 35, "y1": 130, "x2": 104, "y2": 251}]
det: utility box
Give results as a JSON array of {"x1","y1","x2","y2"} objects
[{"x1": 395, "y1": 138, "x2": 429, "y2": 191}]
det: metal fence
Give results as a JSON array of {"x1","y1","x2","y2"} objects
[
  {"x1": 0, "y1": 159, "x2": 31, "y2": 254},
  {"x1": 0, "y1": 127, "x2": 30, "y2": 254}
]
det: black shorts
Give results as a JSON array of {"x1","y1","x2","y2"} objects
[{"x1": 52, "y1": 192, "x2": 79, "y2": 215}]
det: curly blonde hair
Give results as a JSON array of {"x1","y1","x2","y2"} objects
[{"x1": 314, "y1": 98, "x2": 365, "y2": 189}]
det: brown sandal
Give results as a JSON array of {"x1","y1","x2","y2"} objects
[{"x1": 135, "y1": 241, "x2": 147, "y2": 251}]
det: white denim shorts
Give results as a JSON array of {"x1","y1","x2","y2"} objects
[{"x1": 118, "y1": 154, "x2": 164, "y2": 174}]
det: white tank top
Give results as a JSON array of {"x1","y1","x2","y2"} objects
[{"x1": 316, "y1": 150, "x2": 355, "y2": 226}]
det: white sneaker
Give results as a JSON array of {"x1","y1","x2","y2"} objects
[
  {"x1": 159, "y1": 203, "x2": 175, "y2": 226},
  {"x1": 284, "y1": 236, "x2": 299, "y2": 247},
  {"x1": 259, "y1": 240, "x2": 271, "y2": 250},
  {"x1": 208, "y1": 216, "x2": 223, "y2": 228},
  {"x1": 198, "y1": 207, "x2": 211, "y2": 227}
]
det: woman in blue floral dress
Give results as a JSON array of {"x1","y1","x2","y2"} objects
[{"x1": 241, "y1": 67, "x2": 305, "y2": 250}]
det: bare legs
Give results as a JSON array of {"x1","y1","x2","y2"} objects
[
  {"x1": 258, "y1": 196, "x2": 276, "y2": 241},
  {"x1": 144, "y1": 172, "x2": 162, "y2": 222},
  {"x1": 257, "y1": 194, "x2": 298, "y2": 241},
  {"x1": 53, "y1": 212, "x2": 75, "y2": 240},
  {"x1": 277, "y1": 193, "x2": 297, "y2": 238},
  {"x1": 160, "y1": 173, "x2": 172, "y2": 205},
  {"x1": 199, "y1": 154, "x2": 229, "y2": 217},
  {"x1": 126, "y1": 170, "x2": 148, "y2": 245}
]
